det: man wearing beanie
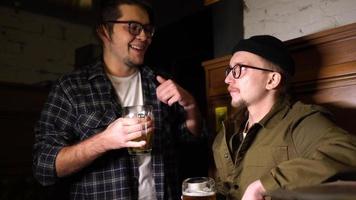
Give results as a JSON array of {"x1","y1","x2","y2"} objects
[{"x1": 212, "y1": 35, "x2": 356, "y2": 200}]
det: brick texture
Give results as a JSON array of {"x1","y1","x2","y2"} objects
[
  {"x1": 0, "y1": 6, "x2": 97, "y2": 84},
  {"x1": 243, "y1": 0, "x2": 356, "y2": 41}
]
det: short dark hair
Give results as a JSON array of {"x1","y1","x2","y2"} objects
[{"x1": 94, "y1": 0, "x2": 154, "y2": 38}]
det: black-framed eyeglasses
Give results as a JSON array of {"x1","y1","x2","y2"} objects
[
  {"x1": 105, "y1": 20, "x2": 155, "y2": 37},
  {"x1": 225, "y1": 63, "x2": 274, "y2": 79}
]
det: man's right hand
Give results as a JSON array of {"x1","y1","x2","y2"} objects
[
  {"x1": 55, "y1": 117, "x2": 153, "y2": 177},
  {"x1": 103, "y1": 117, "x2": 154, "y2": 150}
]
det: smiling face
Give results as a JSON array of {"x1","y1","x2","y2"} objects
[
  {"x1": 225, "y1": 51, "x2": 275, "y2": 108},
  {"x1": 101, "y1": 4, "x2": 152, "y2": 74}
]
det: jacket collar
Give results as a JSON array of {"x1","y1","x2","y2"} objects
[
  {"x1": 258, "y1": 95, "x2": 292, "y2": 128},
  {"x1": 226, "y1": 96, "x2": 292, "y2": 130}
]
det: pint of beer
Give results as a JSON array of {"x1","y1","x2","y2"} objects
[
  {"x1": 122, "y1": 105, "x2": 154, "y2": 155},
  {"x1": 182, "y1": 177, "x2": 216, "y2": 200}
]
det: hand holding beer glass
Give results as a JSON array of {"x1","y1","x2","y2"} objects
[
  {"x1": 182, "y1": 177, "x2": 216, "y2": 200},
  {"x1": 122, "y1": 105, "x2": 154, "y2": 155}
]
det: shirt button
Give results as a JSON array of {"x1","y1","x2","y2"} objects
[{"x1": 224, "y1": 153, "x2": 229, "y2": 158}]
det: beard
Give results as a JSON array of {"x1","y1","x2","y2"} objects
[
  {"x1": 124, "y1": 49, "x2": 146, "y2": 69},
  {"x1": 126, "y1": 60, "x2": 140, "y2": 68},
  {"x1": 124, "y1": 57, "x2": 143, "y2": 69},
  {"x1": 228, "y1": 98, "x2": 248, "y2": 122},
  {"x1": 231, "y1": 98, "x2": 247, "y2": 112}
]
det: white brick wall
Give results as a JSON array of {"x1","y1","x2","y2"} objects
[
  {"x1": 0, "y1": 6, "x2": 97, "y2": 84},
  {"x1": 243, "y1": 0, "x2": 356, "y2": 41}
]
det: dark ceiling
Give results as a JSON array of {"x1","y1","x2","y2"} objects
[{"x1": 0, "y1": 0, "x2": 206, "y2": 28}]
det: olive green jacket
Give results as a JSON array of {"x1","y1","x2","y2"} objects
[{"x1": 212, "y1": 98, "x2": 356, "y2": 200}]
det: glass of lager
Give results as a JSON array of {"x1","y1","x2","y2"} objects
[
  {"x1": 122, "y1": 105, "x2": 154, "y2": 155},
  {"x1": 182, "y1": 177, "x2": 216, "y2": 200}
]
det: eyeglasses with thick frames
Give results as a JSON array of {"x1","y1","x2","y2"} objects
[
  {"x1": 225, "y1": 63, "x2": 274, "y2": 79},
  {"x1": 105, "y1": 20, "x2": 155, "y2": 37}
]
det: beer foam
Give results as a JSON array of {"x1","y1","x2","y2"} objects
[
  {"x1": 188, "y1": 182, "x2": 205, "y2": 191},
  {"x1": 182, "y1": 191, "x2": 215, "y2": 197}
]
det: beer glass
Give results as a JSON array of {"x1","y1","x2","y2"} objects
[
  {"x1": 182, "y1": 177, "x2": 216, "y2": 200},
  {"x1": 122, "y1": 105, "x2": 154, "y2": 155}
]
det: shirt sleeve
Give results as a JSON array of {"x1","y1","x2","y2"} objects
[
  {"x1": 32, "y1": 82, "x2": 77, "y2": 186},
  {"x1": 260, "y1": 111, "x2": 356, "y2": 193}
]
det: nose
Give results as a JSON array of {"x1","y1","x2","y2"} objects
[{"x1": 225, "y1": 72, "x2": 233, "y2": 84}]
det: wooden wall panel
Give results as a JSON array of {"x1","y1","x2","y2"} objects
[
  {"x1": 202, "y1": 22, "x2": 356, "y2": 135},
  {"x1": 203, "y1": 55, "x2": 230, "y2": 97}
]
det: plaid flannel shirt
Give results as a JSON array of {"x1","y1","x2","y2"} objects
[{"x1": 33, "y1": 59, "x2": 193, "y2": 200}]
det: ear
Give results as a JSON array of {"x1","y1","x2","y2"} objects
[
  {"x1": 96, "y1": 25, "x2": 111, "y2": 43},
  {"x1": 266, "y1": 72, "x2": 282, "y2": 90}
]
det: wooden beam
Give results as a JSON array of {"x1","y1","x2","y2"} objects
[{"x1": 204, "y1": 0, "x2": 220, "y2": 6}]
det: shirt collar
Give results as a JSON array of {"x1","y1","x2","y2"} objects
[{"x1": 87, "y1": 59, "x2": 107, "y2": 80}]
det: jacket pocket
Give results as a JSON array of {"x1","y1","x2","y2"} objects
[{"x1": 272, "y1": 146, "x2": 289, "y2": 165}]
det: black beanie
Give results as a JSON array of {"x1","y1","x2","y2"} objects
[{"x1": 232, "y1": 35, "x2": 295, "y2": 76}]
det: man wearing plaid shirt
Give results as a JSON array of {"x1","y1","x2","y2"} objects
[{"x1": 32, "y1": 0, "x2": 203, "y2": 199}]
